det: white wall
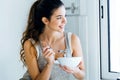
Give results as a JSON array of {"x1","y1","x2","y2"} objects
[
  {"x1": 71, "y1": 0, "x2": 100, "y2": 80},
  {"x1": 0, "y1": 0, "x2": 34, "y2": 80},
  {"x1": 86, "y1": 0, "x2": 100, "y2": 80}
]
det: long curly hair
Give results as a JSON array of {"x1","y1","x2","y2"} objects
[{"x1": 20, "y1": 0, "x2": 64, "y2": 65}]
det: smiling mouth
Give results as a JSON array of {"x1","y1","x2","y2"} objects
[{"x1": 59, "y1": 25, "x2": 64, "y2": 29}]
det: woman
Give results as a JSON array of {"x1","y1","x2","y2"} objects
[{"x1": 20, "y1": 0, "x2": 85, "y2": 80}]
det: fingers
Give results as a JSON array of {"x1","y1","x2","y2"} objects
[
  {"x1": 42, "y1": 48, "x2": 55, "y2": 58},
  {"x1": 59, "y1": 65, "x2": 74, "y2": 74},
  {"x1": 77, "y1": 61, "x2": 85, "y2": 70},
  {"x1": 77, "y1": 61, "x2": 82, "y2": 67}
]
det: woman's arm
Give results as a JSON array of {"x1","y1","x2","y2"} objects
[
  {"x1": 24, "y1": 40, "x2": 54, "y2": 80},
  {"x1": 60, "y1": 34, "x2": 85, "y2": 80},
  {"x1": 71, "y1": 34, "x2": 85, "y2": 79}
]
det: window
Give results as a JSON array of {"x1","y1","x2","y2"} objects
[
  {"x1": 109, "y1": 0, "x2": 120, "y2": 73},
  {"x1": 100, "y1": 0, "x2": 120, "y2": 79}
]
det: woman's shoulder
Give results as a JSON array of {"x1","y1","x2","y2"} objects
[
  {"x1": 23, "y1": 39, "x2": 38, "y2": 57},
  {"x1": 24, "y1": 38, "x2": 36, "y2": 49},
  {"x1": 67, "y1": 32, "x2": 80, "y2": 48},
  {"x1": 66, "y1": 32, "x2": 79, "y2": 40}
]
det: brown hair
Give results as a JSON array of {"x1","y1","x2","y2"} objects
[{"x1": 20, "y1": 0, "x2": 64, "y2": 65}]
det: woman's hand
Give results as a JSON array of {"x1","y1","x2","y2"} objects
[
  {"x1": 42, "y1": 47, "x2": 55, "y2": 65},
  {"x1": 59, "y1": 62, "x2": 85, "y2": 79},
  {"x1": 41, "y1": 41, "x2": 55, "y2": 65},
  {"x1": 59, "y1": 64, "x2": 80, "y2": 74}
]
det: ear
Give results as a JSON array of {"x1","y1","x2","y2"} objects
[{"x1": 42, "y1": 17, "x2": 49, "y2": 25}]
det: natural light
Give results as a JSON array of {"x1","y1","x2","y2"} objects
[{"x1": 110, "y1": 0, "x2": 120, "y2": 72}]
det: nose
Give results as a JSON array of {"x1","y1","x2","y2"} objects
[{"x1": 62, "y1": 16, "x2": 67, "y2": 24}]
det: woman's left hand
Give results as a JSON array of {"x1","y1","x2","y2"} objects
[
  {"x1": 59, "y1": 62, "x2": 85, "y2": 79},
  {"x1": 59, "y1": 63, "x2": 80, "y2": 74}
]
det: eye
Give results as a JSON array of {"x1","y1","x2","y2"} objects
[{"x1": 56, "y1": 16, "x2": 62, "y2": 19}]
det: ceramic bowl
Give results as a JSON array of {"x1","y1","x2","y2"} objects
[{"x1": 57, "y1": 57, "x2": 82, "y2": 68}]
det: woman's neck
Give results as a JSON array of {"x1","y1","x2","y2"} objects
[{"x1": 40, "y1": 31, "x2": 64, "y2": 45}]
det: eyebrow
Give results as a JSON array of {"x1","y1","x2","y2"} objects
[{"x1": 56, "y1": 15, "x2": 62, "y2": 17}]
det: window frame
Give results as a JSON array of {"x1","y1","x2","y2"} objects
[{"x1": 100, "y1": 0, "x2": 120, "y2": 79}]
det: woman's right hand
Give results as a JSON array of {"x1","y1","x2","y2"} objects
[{"x1": 42, "y1": 47, "x2": 55, "y2": 65}]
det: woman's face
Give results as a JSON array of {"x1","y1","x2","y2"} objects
[{"x1": 46, "y1": 6, "x2": 67, "y2": 32}]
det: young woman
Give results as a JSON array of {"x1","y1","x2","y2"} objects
[{"x1": 20, "y1": 0, "x2": 85, "y2": 80}]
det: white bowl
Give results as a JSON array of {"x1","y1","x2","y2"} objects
[{"x1": 57, "y1": 57, "x2": 82, "y2": 68}]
